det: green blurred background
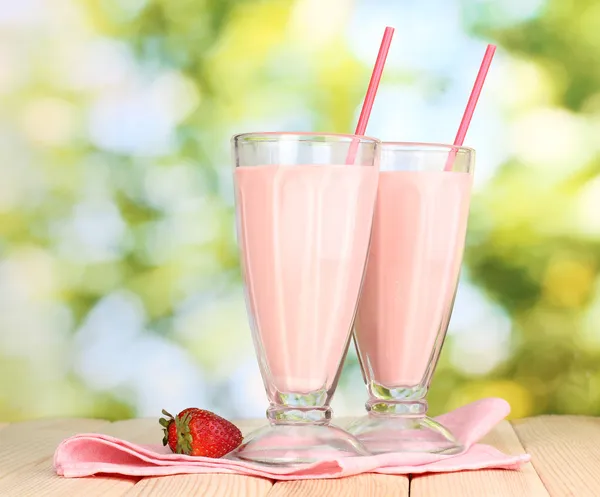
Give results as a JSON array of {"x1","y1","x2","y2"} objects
[{"x1": 1, "y1": 0, "x2": 599, "y2": 422}]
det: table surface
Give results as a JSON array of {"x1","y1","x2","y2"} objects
[{"x1": 0, "y1": 415, "x2": 599, "y2": 496}]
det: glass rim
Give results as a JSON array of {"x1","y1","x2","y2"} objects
[
  {"x1": 381, "y1": 141, "x2": 475, "y2": 154},
  {"x1": 232, "y1": 131, "x2": 381, "y2": 145}
]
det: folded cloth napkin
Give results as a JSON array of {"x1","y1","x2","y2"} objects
[{"x1": 54, "y1": 398, "x2": 529, "y2": 480}]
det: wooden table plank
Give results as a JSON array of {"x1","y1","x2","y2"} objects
[
  {"x1": 103, "y1": 418, "x2": 163, "y2": 444},
  {"x1": 125, "y1": 474, "x2": 273, "y2": 497},
  {"x1": 0, "y1": 419, "x2": 113, "y2": 497},
  {"x1": 236, "y1": 419, "x2": 267, "y2": 436},
  {"x1": 0, "y1": 419, "x2": 109, "y2": 478},
  {"x1": 267, "y1": 474, "x2": 409, "y2": 497},
  {"x1": 513, "y1": 416, "x2": 600, "y2": 497},
  {"x1": 0, "y1": 467, "x2": 136, "y2": 497},
  {"x1": 0, "y1": 418, "x2": 165, "y2": 497},
  {"x1": 411, "y1": 420, "x2": 549, "y2": 497}
]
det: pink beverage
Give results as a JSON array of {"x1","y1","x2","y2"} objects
[
  {"x1": 230, "y1": 133, "x2": 379, "y2": 465},
  {"x1": 235, "y1": 164, "x2": 378, "y2": 395},
  {"x1": 355, "y1": 171, "x2": 472, "y2": 387},
  {"x1": 349, "y1": 142, "x2": 475, "y2": 455}
]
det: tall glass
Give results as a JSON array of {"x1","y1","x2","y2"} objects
[
  {"x1": 230, "y1": 132, "x2": 380, "y2": 464},
  {"x1": 348, "y1": 142, "x2": 475, "y2": 454}
]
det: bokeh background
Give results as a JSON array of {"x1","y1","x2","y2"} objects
[{"x1": 1, "y1": 0, "x2": 599, "y2": 422}]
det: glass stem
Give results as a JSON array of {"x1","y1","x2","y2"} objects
[
  {"x1": 366, "y1": 399, "x2": 428, "y2": 417},
  {"x1": 267, "y1": 405, "x2": 332, "y2": 425}
]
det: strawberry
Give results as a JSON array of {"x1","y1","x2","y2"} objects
[{"x1": 159, "y1": 408, "x2": 243, "y2": 458}]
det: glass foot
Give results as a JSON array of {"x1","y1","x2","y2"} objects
[
  {"x1": 346, "y1": 414, "x2": 463, "y2": 455},
  {"x1": 228, "y1": 423, "x2": 370, "y2": 465}
]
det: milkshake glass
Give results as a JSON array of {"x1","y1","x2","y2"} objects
[
  {"x1": 230, "y1": 132, "x2": 380, "y2": 464},
  {"x1": 348, "y1": 142, "x2": 474, "y2": 454}
]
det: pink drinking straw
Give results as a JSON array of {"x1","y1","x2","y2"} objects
[
  {"x1": 346, "y1": 26, "x2": 395, "y2": 163},
  {"x1": 444, "y1": 44, "x2": 496, "y2": 171}
]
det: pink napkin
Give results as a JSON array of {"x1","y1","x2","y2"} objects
[{"x1": 54, "y1": 398, "x2": 529, "y2": 480}]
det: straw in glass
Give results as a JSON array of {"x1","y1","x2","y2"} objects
[
  {"x1": 444, "y1": 44, "x2": 496, "y2": 171},
  {"x1": 346, "y1": 26, "x2": 395, "y2": 164}
]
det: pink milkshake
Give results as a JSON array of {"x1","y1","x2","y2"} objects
[
  {"x1": 230, "y1": 132, "x2": 379, "y2": 464},
  {"x1": 235, "y1": 164, "x2": 377, "y2": 395},
  {"x1": 355, "y1": 170, "x2": 472, "y2": 388},
  {"x1": 348, "y1": 142, "x2": 475, "y2": 455}
]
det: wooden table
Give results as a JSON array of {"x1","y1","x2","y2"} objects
[{"x1": 0, "y1": 416, "x2": 599, "y2": 496}]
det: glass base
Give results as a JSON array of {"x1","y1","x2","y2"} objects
[
  {"x1": 346, "y1": 414, "x2": 463, "y2": 455},
  {"x1": 228, "y1": 423, "x2": 370, "y2": 465}
]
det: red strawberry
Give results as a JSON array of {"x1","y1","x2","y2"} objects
[{"x1": 159, "y1": 408, "x2": 243, "y2": 458}]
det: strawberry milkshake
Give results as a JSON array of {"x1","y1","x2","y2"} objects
[
  {"x1": 349, "y1": 142, "x2": 475, "y2": 455},
  {"x1": 231, "y1": 132, "x2": 379, "y2": 464},
  {"x1": 236, "y1": 164, "x2": 377, "y2": 395}
]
